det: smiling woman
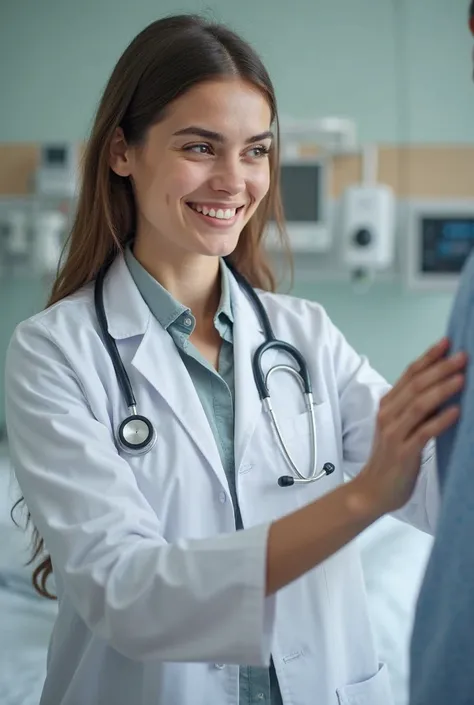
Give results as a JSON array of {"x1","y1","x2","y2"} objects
[
  {"x1": 108, "y1": 79, "x2": 275, "y2": 279},
  {"x1": 5, "y1": 12, "x2": 465, "y2": 705},
  {"x1": 15, "y1": 12, "x2": 289, "y2": 596},
  {"x1": 48, "y1": 17, "x2": 287, "y2": 310}
]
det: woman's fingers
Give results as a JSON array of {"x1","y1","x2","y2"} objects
[
  {"x1": 402, "y1": 405, "x2": 460, "y2": 459},
  {"x1": 384, "y1": 372, "x2": 464, "y2": 444},
  {"x1": 403, "y1": 337, "x2": 451, "y2": 379},
  {"x1": 383, "y1": 337, "x2": 450, "y2": 406},
  {"x1": 361, "y1": 339, "x2": 465, "y2": 515},
  {"x1": 380, "y1": 351, "x2": 467, "y2": 421}
]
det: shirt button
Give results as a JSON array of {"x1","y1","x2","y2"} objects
[
  {"x1": 183, "y1": 316, "x2": 193, "y2": 327},
  {"x1": 218, "y1": 491, "x2": 227, "y2": 504}
]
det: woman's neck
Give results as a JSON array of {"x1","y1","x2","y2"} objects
[{"x1": 132, "y1": 242, "x2": 222, "y2": 325}]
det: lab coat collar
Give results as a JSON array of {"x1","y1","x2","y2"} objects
[
  {"x1": 227, "y1": 272, "x2": 276, "y2": 471},
  {"x1": 103, "y1": 254, "x2": 238, "y2": 339},
  {"x1": 103, "y1": 255, "x2": 228, "y2": 489},
  {"x1": 102, "y1": 254, "x2": 151, "y2": 339}
]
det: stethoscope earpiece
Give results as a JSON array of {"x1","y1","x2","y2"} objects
[
  {"x1": 278, "y1": 462, "x2": 335, "y2": 488},
  {"x1": 278, "y1": 475, "x2": 295, "y2": 487}
]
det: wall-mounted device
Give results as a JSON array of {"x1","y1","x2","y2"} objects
[
  {"x1": 34, "y1": 143, "x2": 79, "y2": 198},
  {"x1": 278, "y1": 116, "x2": 358, "y2": 152},
  {"x1": 340, "y1": 184, "x2": 396, "y2": 274},
  {"x1": 32, "y1": 210, "x2": 67, "y2": 276},
  {"x1": 404, "y1": 199, "x2": 474, "y2": 291},
  {"x1": 265, "y1": 140, "x2": 331, "y2": 253},
  {"x1": 1, "y1": 210, "x2": 29, "y2": 257}
]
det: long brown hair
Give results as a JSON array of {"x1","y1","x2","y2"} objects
[{"x1": 13, "y1": 13, "x2": 290, "y2": 600}]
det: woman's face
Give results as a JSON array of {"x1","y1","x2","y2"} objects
[{"x1": 110, "y1": 77, "x2": 273, "y2": 264}]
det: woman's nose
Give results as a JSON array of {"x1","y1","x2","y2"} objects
[{"x1": 208, "y1": 158, "x2": 246, "y2": 196}]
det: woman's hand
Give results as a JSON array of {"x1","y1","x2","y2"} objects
[{"x1": 355, "y1": 337, "x2": 467, "y2": 515}]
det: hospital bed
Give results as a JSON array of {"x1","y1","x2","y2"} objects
[
  {"x1": 0, "y1": 451, "x2": 57, "y2": 705},
  {"x1": 0, "y1": 451, "x2": 432, "y2": 705}
]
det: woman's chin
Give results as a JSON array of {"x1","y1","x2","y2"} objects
[{"x1": 192, "y1": 232, "x2": 241, "y2": 258}]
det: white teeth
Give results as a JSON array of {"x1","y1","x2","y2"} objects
[{"x1": 189, "y1": 204, "x2": 237, "y2": 220}]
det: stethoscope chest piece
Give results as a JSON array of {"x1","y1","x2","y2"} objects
[{"x1": 118, "y1": 414, "x2": 157, "y2": 455}]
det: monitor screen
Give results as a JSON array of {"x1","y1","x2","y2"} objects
[
  {"x1": 421, "y1": 216, "x2": 474, "y2": 274},
  {"x1": 278, "y1": 164, "x2": 321, "y2": 222},
  {"x1": 43, "y1": 146, "x2": 68, "y2": 166}
]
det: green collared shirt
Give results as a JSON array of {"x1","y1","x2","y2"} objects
[{"x1": 124, "y1": 247, "x2": 282, "y2": 705}]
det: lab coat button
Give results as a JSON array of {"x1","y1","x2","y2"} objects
[
  {"x1": 214, "y1": 663, "x2": 225, "y2": 669},
  {"x1": 218, "y1": 491, "x2": 227, "y2": 504}
]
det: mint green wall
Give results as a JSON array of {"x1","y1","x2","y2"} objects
[
  {"x1": 0, "y1": 278, "x2": 46, "y2": 428},
  {"x1": 0, "y1": 0, "x2": 472, "y2": 425},
  {"x1": 292, "y1": 280, "x2": 454, "y2": 382},
  {"x1": 1, "y1": 0, "x2": 473, "y2": 142}
]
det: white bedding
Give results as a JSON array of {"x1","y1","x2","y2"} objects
[
  {"x1": 0, "y1": 452, "x2": 433, "y2": 705},
  {"x1": 0, "y1": 588, "x2": 56, "y2": 705},
  {"x1": 0, "y1": 452, "x2": 57, "y2": 705}
]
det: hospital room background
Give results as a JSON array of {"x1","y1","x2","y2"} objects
[{"x1": 0, "y1": 1, "x2": 473, "y2": 704}]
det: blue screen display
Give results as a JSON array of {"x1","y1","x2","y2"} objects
[{"x1": 421, "y1": 217, "x2": 474, "y2": 273}]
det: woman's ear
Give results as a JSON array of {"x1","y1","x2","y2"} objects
[{"x1": 109, "y1": 127, "x2": 133, "y2": 177}]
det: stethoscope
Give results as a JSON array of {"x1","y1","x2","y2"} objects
[{"x1": 94, "y1": 260, "x2": 335, "y2": 487}]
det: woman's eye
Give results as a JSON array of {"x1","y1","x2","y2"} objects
[
  {"x1": 185, "y1": 144, "x2": 212, "y2": 155},
  {"x1": 182, "y1": 143, "x2": 270, "y2": 158},
  {"x1": 247, "y1": 145, "x2": 270, "y2": 158}
]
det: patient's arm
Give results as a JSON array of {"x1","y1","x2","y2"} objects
[{"x1": 409, "y1": 251, "x2": 474, "y2": 705}]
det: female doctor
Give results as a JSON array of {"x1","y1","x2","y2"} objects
[{"x1": 5, "y1": 14, "x2": 466, "y2": 705}]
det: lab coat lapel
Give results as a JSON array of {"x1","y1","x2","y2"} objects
[
  {"x1": 229, "y1": 273, "x2": 278, "y2": 472},
  {"x1": 103, "y1": 256, "x2": 228, "y2": 491}
]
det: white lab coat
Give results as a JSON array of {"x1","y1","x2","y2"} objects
[{"x1": 5, "y1": 255, "x2": 438, "y2": 705}]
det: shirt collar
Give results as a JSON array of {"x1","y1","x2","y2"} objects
[{"x1": 124, "y1": 246, "x2": 233, "y2": 331}]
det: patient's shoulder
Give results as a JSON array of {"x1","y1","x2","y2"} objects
[{"x1": 453, "y1": 251, "x2": 474, "y2": 314}]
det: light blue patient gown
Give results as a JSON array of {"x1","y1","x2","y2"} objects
[{"x1": 410, "y1": 250, "x2": 474, "y2": 704}]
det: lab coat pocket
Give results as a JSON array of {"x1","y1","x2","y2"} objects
[
  {"x1": 277, "y1": 401, "x2": 341, "y2": 498},
  {"x1": 279, "y1": 400, "x2": 327, "y2": 441},
  {"x1": 336, "y1": 662, "x2": 394, "y2": 705},
  {"x1": 284, "y1": 401, "x2": 338, "y2": 471}
]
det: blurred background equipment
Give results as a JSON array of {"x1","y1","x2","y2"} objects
[{"x1": 404, "y1": 199, "x2": 474, "y2": 291}]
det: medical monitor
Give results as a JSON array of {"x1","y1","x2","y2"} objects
[
  {"x1": 34, "y1": 142, "x2": 79, "y2": 198},
  {"x1": 405, "y1": 200, "x2": 474, "y2": 291},
  {"x1": 265, "y1": 148, "x2": 330, "y2": 253}
]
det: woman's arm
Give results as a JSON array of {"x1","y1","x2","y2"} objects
[
  {"x1": 6, "y1": 319, "x2": 464, "y2": 665},
  {"x1": 266, "y1": 337, "x2": 465, "y2": 594}
]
